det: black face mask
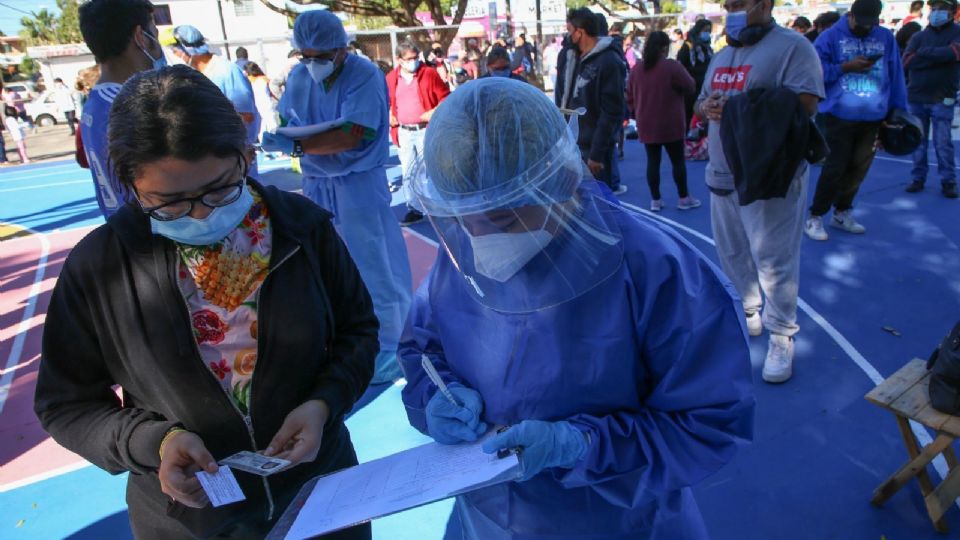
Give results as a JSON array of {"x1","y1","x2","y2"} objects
[
  {"x1": 432, "y1": 48, "x2": 443, "y2": 57},
  {"x1": 852, "y1": 25, "x2": 872, "y2": 38}
]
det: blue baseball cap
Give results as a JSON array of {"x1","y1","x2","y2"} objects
[{"x1": 170, "y1": 25, "x2": 210, "y2": 55}]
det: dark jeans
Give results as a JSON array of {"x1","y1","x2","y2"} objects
[
  {"x1": 909, "y1": 101, "x2": 956, "y2": 186},
  {"x1": 644, "y1": 140, "x2": 688, "y2": 200},
  {"x1": 580, "y1": 145, "x2": 619, "y2": 190},
  {"x1": 65, "y1": 109, "x2": 77, "y2": 134},
  {"x1": 0, "y1": 130, "x2": 7, "y2": 163},
  {"x1": 810, "y1": 114, "x2": 881, "y2": 216}
]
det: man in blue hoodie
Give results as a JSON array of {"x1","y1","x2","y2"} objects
[
  {"x1": 903, "y1": 0, "x2": 960, "y2": 199},
  {"x1": 806, "y1": 0, "x2": 908, "y2": 241}
]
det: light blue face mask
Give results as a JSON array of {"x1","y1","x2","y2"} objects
[
  {"x1": 700, "y1": 31, "x2": 712, "y2": 42},
  {"x1": 140, "y1": 32, "x2": 168, "y2": 70},
  {"x1": 930, "y1": 9, "x2": 951, "y2": 27},
  {"x1": 150, "y1": 184, "x2": 254, "y2": 245},
  {"x1": 725, "y1": 11, "x2": 749, "y2": 41}
]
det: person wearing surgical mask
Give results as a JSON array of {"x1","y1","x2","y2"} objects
[
  {"x1": 399, "y1": 77, "x2": 754, "y2": 540},
  {"x1": 696, "y1": 0, "x2": 824, "y2": 383},
  {"x1": 479, "y1": 46, "x2": 528, "y2": 82},
  {"x1": 76, "y1": 0, "x2": 168, "y2": 218},
  {"x1": 807, "y1": 0, "x2": 908, "y2": 238},
  {"x1": 902, "y1": 0, "x2": 960, "y2": 199},
  {"x1": 385, "y1": 40, "x2": 451, "y2": 226},
  {"x1": 263, "y1": 10, "x2": 414, "y2": 386},
  {"x1": 35, "y1": 65, "x2": 377, "y2": 540}
]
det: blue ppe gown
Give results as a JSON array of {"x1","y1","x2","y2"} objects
[
  {"x1": 280, "y1": 56, "x2": 412, "y2": 383},
  {"x1": 202, "y1": 54, "x2": 261, "y2": 176},
  {"x1": 399, "y1": 182, "x2": 755, "y2": 539}
]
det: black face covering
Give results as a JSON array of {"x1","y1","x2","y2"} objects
[
  {"x1": 728, "y1": 21, "x2": 776, "y2": 47},
  {"x1": 852, "y1": 25, "x2": 872, "y2": 38}
]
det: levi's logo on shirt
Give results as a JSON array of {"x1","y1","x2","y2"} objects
[{"x1": 711, "y1": 66, "x2": 753, "y2": 91}]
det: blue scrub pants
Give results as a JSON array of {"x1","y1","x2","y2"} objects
[{"x1": 303, "y1": 168, "x2": 413, "y2": 384}]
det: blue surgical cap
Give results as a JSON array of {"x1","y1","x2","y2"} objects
[
  {"x1": 294, "y1": 10, "x2": 347, "y2": 52},
  {"x1": 172, "y1": 25, "x2": 210, "y2": 55}
]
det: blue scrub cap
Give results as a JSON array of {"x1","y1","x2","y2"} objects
[
  {"x1": 294, "y1": 10, "x2": 348, "y2": 52},
  {"x1": 414, "y1": 78, "x2": 584, "y2": 216},
  {"x1": 172, "y1": 25, "x2": 210, "y2": 55}
]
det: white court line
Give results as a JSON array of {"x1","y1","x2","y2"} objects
[
  {"x1": 0, "y1": 168, "x2": 86, "y2": 184},
  {"x1": 0, "y1": 180, "x2": 89, "y2": 193},
  {"x1": 0, "y1": 461, "x2": 92, "y2": 493},
  {"x1": 618, "y1": 201, "x2": 951, "y2": 486},
  {"x1": 0, "y1": 227, "x2": 51, "y2": 416}
]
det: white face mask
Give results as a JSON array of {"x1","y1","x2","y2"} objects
[
  {"x1": 401, "y1": 59, "x2": 420, "y2": 73},
  {"x1": 467, "y1": 229, "x2": 554, "y2": 282},
  {"x1": 307, "y1": 60, "x2": 335, "y2": 84}
]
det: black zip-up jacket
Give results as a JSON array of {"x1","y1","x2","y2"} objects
[
  {"x1": 559, "y1": 37, "x2": 627, "y2": 163},
  {"x1": 34, "y1": 181, "x2": 378, "y2": 538}
]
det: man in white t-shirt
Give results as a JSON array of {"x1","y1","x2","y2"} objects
[{"x1": 696, "y1": 0, "x2": 825, "y2": 384}]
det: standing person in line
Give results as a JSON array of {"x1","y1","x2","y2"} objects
[
  {"x1": 35, "y1": 66, "x2": 376, "y2": 539},
  {"x1": 678, "y1": 19, "x2": 716, "y2": 123},
  {"x1": 805, "y1": 0, "x2": 908, "y2": 241},
  {"x1": 481, "y1": 46, "x2": 529, "y2": 81},
  {"x1": 697, "y1": 0, "x2": 824, "y2": 383},
  {"x1": 52, "y1": 78, "x2": 78, "y2": 136},
  {"x1": 807, "y1": 11, "x2": 842, "y2": 43},
  {"x1": 558, "y1": 8, "x2": 628, "y2": 195},
  {"x1": 902, "y1": 0, "x2": 926, "y2": 27},
  {"x1": 902, "y1": 0, "x2": 960, "y2": 199},
  {"x1": 163, "y1": 25, "x2": 261, "y2": 175},
  {"x1": 669, "y1": 28, "x2": 686, "y2": 58},
  {"x1": 4, "y1": 106, "x2": 29, "y2": 164},
  {"x1": 791, "y1": 16, "x2": 813, "y2": 34},
  {"x1": 77, "y1": 0, "x2": 165, "y2": 217},
  {"x1": 243, "y1": 62, "x2": 279, "y2": 150},
  {"x1": 0, "y1": 99, "x2": 9, "y2": 166},
  {"x1": 235, "y1": 46, "x2": 250, "y2": 70},
  {"x1": 385, "y1": 40, "x2": 450, "y2": 226},
  {"x1": 628, "y1": 31, "x2": 700, "y2": 212},
  {"x1": 262, "y1": 10, "x2": 413, "y2": 385}
]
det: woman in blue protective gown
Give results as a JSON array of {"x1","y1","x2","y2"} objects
[{"x1": 398, "y1": 78, "x2": 755, "y2": 539}]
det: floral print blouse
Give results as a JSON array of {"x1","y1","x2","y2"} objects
[{"x1": 176, "y1": 186, "x2": 271, "y2": 415}]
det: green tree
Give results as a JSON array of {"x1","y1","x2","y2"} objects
[{"x1": 18, "y1": 0, "x2": 82, "y2": 45}]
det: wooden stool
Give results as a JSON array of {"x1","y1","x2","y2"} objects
[{"x1": 866, "y1": 358, "x2": 960, "y2": 533}]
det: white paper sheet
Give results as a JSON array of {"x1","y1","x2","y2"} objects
[
  {"x1": 283, "y1": 437, "x2": 519, "y2": 540},
  {"x1": 196, "y1": 466, "x2": 245, "y2": 508},
  {"x1": 275, "y1": 119, "x2": 345, "y2": 139}
]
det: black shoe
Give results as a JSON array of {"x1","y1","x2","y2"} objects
[
  {"x1": 905, "y1": 180, "x2": 924, "y2": 193},
  {"x1": 943, "y1": 184, "x2": 959, "y2": 199},
  {"x1": 388, "y1": 183, "x2": 402, "y2": 193},
  {"x1": 400, "y1": 209, "x2": 424, "y2": 226}
]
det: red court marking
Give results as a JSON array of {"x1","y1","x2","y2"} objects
[{"x1": 0, "y1": 228, "x2": 437, "y2": 488}]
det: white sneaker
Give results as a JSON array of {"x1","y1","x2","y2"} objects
[
  {"x1": 804, "y1": 215, "x2": 828, "y2": 241},
  {"x1": 746, "y1": 312, "x2": 763, "y2": 337},
  {"x1": 677, "y1": 196, "x2": 702, "y2": 210},
  {"x1": 831, "y1": 210, "x2": 866, "y2": 234},
  {"x1": 650, "y1": 199, "x2": 663, "y2": 212},
  {"x1": 762, "y1": 334, "x2": 794, "y2": 384},
  {"x1": 613, "y1": 185, "x2": 628, "y2": 196}
]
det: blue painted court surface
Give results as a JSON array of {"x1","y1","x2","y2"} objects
[{"x1": 1, "y1": 143, "x2": 959, "y2": 539}]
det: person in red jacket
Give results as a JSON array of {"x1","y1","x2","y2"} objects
[{"x1": 386, "y1": 40, "x2": 450, "y2": 225}]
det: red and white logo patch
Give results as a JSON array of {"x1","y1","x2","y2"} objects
[{"x1": 711, "y1": 66, "x2": 753, "y2": 91}]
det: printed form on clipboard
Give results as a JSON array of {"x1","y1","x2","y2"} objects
[{"x1": 268, "y1": 434, "x2": 520, "y2": 540}]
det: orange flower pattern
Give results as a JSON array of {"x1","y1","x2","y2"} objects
[{"x1": 176, "y1": 186, "x2": 270, "y2": 415}]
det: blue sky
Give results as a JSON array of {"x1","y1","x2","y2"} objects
[{"x1": 0, "y1": 0, "x2": 59, "y2": 37}]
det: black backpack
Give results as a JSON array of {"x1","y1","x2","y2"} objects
[{"x1": 927, "y1": 322, "x2": 960, "y2": 414}]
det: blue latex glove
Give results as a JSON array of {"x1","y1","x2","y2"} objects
[
  {"x1": 425, "y1": 383, "x2": 488, "y2": 444},
  {"x1": 482, "y1": 420, "x2": 588, "y2": 481},
  {"x1": 261, "y1": 132, "x2": 295, "y2": 155}
]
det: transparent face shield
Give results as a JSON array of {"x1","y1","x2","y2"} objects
[{"x1": 410, "y1": 120, "x2": 625, "y2": 313}]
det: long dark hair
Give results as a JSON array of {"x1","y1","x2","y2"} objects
[
  {"x1": 643, "y1": 31, "x2": 671, "y2": 71},
  {"x1": 690, "y1": 19, "x2": 713, "y2": 42},
  {"x1": 109, "y1": 65, "x2": 247, "y2": 186}
]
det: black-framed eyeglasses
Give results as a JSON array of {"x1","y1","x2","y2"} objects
[{"x1": 139, "y1": 178, "x2": 247, "y2": 221}]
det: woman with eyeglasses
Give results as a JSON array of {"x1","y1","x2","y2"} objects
[{"x1": 34, "y1": 65, "x2": 376, "y2": 539}]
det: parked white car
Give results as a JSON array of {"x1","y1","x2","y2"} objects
[
  {"x1": 4, "y1": 81, "x2": 39, "y2": 101},
  {"x1": 24, "y1": 91, "x2": 69, "y2": 127}
]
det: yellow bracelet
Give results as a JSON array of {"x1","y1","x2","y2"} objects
[{"x1": 159, "y1": 428, "x2": 189, "y2": 461}]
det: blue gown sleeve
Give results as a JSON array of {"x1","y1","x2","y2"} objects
[
  {"x1": 341, "y1": 64, "x2": 386, "y2": 133},
  {"x1": 560, "y1": 231, "x2": 755, "y2": 507},
  {"x1": 399, "y1": 266, "x2": 459, "y2": 435}
]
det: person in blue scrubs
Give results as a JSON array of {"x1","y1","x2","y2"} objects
[
  {"x1": 263, "y1": 10, "x2": 412, "y2": 384},
  {"x1": 164, "y1": 25, "x2": 261, "y2": 176},
  {"x1": 399, "y1": 78, "x2": 755, "y2": 539}
]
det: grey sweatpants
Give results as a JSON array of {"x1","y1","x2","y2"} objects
[{"x1": 709, "y1": 170, "x2": 807, "y2": 337}]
